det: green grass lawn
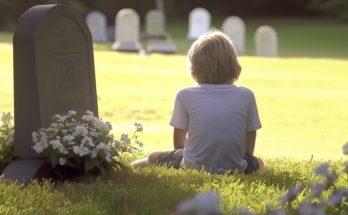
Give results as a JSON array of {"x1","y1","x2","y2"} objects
[
  {"x1": 1, "y1": 41, "x2": 348, "y2": 160},
  {"x1": 0, "y1": 18, "x2": 348, "y2": 214}
]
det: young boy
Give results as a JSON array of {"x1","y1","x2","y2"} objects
[{"x1": 132, "y1": 30, "x2": 266, "y2": 174}]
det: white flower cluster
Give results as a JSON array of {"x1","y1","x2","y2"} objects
[
  {"x1": 0, "y1": 112, "x2": 14, "y2": 147},
  {"x1": 32, "y1": 110, "x2": 114, "y2": 168}
]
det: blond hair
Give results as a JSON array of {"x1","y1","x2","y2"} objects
[{"x1": 188, "y1": 30, "x2": 241, "y2": 84}]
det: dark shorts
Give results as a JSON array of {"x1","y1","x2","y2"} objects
[{"x1": 155, "y1": 149, "x2": 260, "y2": 174}]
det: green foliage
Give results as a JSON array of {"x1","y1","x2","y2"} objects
[
  {"x1": 309, "y1": 0, "x2": 348, "y2": 21},
  {"x1": 0, "y1": 112, "x2": 14, "y2": 169},
  {"x1": 0, "y1": 159, "x2": 347, "y2": 214}
]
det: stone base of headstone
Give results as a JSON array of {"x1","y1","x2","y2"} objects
[
  {"x1": 142, "y1": 34, "x2": 167, "y2": 41},
  {"x1": 112, "y1": 42, "x2": 142, "y2": 52},
  {"x1": 2, "y1": 159, "x2": 46, "y2": 184},
  {"x1": 147, "y1": 40, "x2": 177, "y2": 54}
]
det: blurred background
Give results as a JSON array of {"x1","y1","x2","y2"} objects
[{"x1": 0, "y1": 0, "x2": 348, "y2": 30}]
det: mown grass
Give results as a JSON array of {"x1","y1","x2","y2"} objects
[
  {"x1": 1, "y1": 41, "x2": 348, "y2": 159},
  {"x1": 0, "y1": 18, "x2": 348, "y2": 214},
  {"x1": 0, "y1": 159, "x2": 347, "y2": 215}
]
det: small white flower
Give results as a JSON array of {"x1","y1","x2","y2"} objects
[
  {"x1": 73, "y1": 125, "x2": 88, "y2": 136},
  {"x1": 49, "y1": 140, "x2": 63, "y2": 150},
  {"x1": 59, "y1": 157, "x2": 67, "y2": 165},
  {"x1": 32, "y1": 144, "x2": 44, "y2": 153},
  {"x1": 343, "y1": 143, "x2": 348, "y2": 155},
  {"x1": 279, "y1": 184, "x2": 304, "y2": 205},
  {"x1": 32, "y1": 132, "x2": 39, "y2": 143},
  {"x1": 120, "y1": 134, "x2": 130, "y2": 144},
  {"x1": 72, "y1": 146, "x2": 89, "y2": 157},
  {"x1": 134, "y1": 122, "x2": 143, "y2": 132},
  {"x1": 90, "y1": 149, "x2": 98, "y2": 158},
  {"x1": 96, "y1": 142, "x2": 106, "y2": 150},
  {"x1": 68, "y1": 110, "x2": 77, "y2": 116},
  {"x1": 1, "y1": 112, "x2": 12, "y2": 123},
  {"x1": 105, "y1": 154, "x2": 112, "y2": 162},
  {"x1": 315, "y1": 163, "x2": 330, "y2": 177},
  {"x1": 5, "y1": 133, "x2": 14, "y2": 146},
  {"x1": 299, "y1": 201, "x2": 325, "y2": 215},
  {"x1": 311, "y1": 182, "x2": 328, "y2": 197},
  {"x1": 86, "y1": 110, "x2": 94, "y2": 116},
  {"x1": 177, "y1": 191, "x2": 222, "y2": 215},
  {"x1": 63, "y1": 135, "x2": 75, "y2": 142},
  {"x1": 330, "y1": 189, "x2": 348, "y2": 206}
]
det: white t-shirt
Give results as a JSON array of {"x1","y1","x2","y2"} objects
[{"x1": 170, "y1": 84, "x2": 261, "y2": 173}]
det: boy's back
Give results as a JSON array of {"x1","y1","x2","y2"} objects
[{"x1": 170, "y1": 84, "x2": 261, "y2": 173}]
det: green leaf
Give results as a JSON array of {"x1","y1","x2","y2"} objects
[
  {"x1": 50, "y1": 153, "x2": 59, "y2": 167},
  {"x1": 84, "y1": 158, "x2": 100, "y2": 172}
]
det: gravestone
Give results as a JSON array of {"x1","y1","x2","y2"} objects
[
  {"x1": 187, "y1": 7, "x2": 211, "y2": 42},
  {"x1": 222, "y1": 16, "x2": 245, "y2": 55},
  {"x1": 145, "y1": 9, "x2": 166, "y2": 39},
  {"x1": 255, "y1": 25, "x2": 278, "y2": 57},
  {"x1": 2, "y1": 4, "x2": 98, "y2": 184},
  {"x1": 112, "y1": 8, "x2": 142, "y2": 52},
  {"x1": 86, "y1": 11, "x2": 108, "y2": 42}
]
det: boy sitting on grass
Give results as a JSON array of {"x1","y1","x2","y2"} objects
[{"x1": 132, "y1": 30, "x2": 266, "y2": 174}]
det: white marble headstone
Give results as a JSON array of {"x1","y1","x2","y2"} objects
[
  {"x1": 222, "y1": 16, "x2": 245, "y2": 55},
  {"x1": 112, "y1": 8, "x2": 142, "y2": 52},
  {"x1": 86, "y1": 11, "x2": 108, "y2": 42},
  {"x1": 145, "y1": 9, "x2": 166, "y2": 38},
  {"x1": 187, "y1": 7, "x2": 211, "y2": 41},
  {"x1": 255, "y1": 25, "x2": 278, "y2": 57}
]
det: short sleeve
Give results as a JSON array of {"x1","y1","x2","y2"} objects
[
  {"x1": 247, "y1": 92, "x2": 262, "y2": 131},
  {"x1": 169, "y1": 92, "x2": 189, "y2": 130}
]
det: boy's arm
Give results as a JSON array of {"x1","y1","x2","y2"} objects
[
  {"x1": 173, "y1": 127, "x2": 187, "y2": 149},
  {"x1": 245, "y1": 131, "x2": 257, "y2": 156}
]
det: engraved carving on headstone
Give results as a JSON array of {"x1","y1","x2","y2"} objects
[
  {"x1": 222, "y1": 16, "x2": 245, "y2": 55},
  {"x1": 255, "y1": 25, "x2": 278, "y2": 57},
  {"x1": 187, "y1": 7, "x2": 211, "y2": 42}
]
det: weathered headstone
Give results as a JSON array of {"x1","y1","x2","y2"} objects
[
  {"x1": 112, "y1": 8, "x2": 142, "y2": 52},
  {"x1": 187, "y1": 7, "x2": 211, "y2": 42},
  {"x1": 2, "y1": 4, "x2": 98, "y2": 184},
  {"x1": 86, "y1": 11, "x2": 108, "y2": 42},
  {"x1": 255, "y1": 25, "x2": 278, "y2": 57},
  {"x1": 145, "y1": 9, "x2": 166, "y2": 39},
  {"x1": 222, "y1": 16, "x2": 245, "y2": 55}
]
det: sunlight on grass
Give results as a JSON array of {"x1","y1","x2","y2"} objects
[{"x1": 1, "y1": 43, "x2": 348, "y2": 161}]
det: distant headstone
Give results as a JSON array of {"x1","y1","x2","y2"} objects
[
  {"x1": 2, "y1": 4, "x2": 98, "y2": 184},
  {"x1": 187, "y1": 8, "x2": 211, "y2": 42},
  {"x1": 86, "y1": 11, "x2": 108, "y2": 42},
  {"x1": 145, "y1": 9, "x2": 166, "y2": 39},
  {"x1": 255, "y1": 25, "x2": 278, "y2": 57},
  {"x1": 222, "y1": 16, "x2": 245, "y2": 55},
  {"x1": 112, "y1": 8, "x2": 142, "y2": 52}
]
